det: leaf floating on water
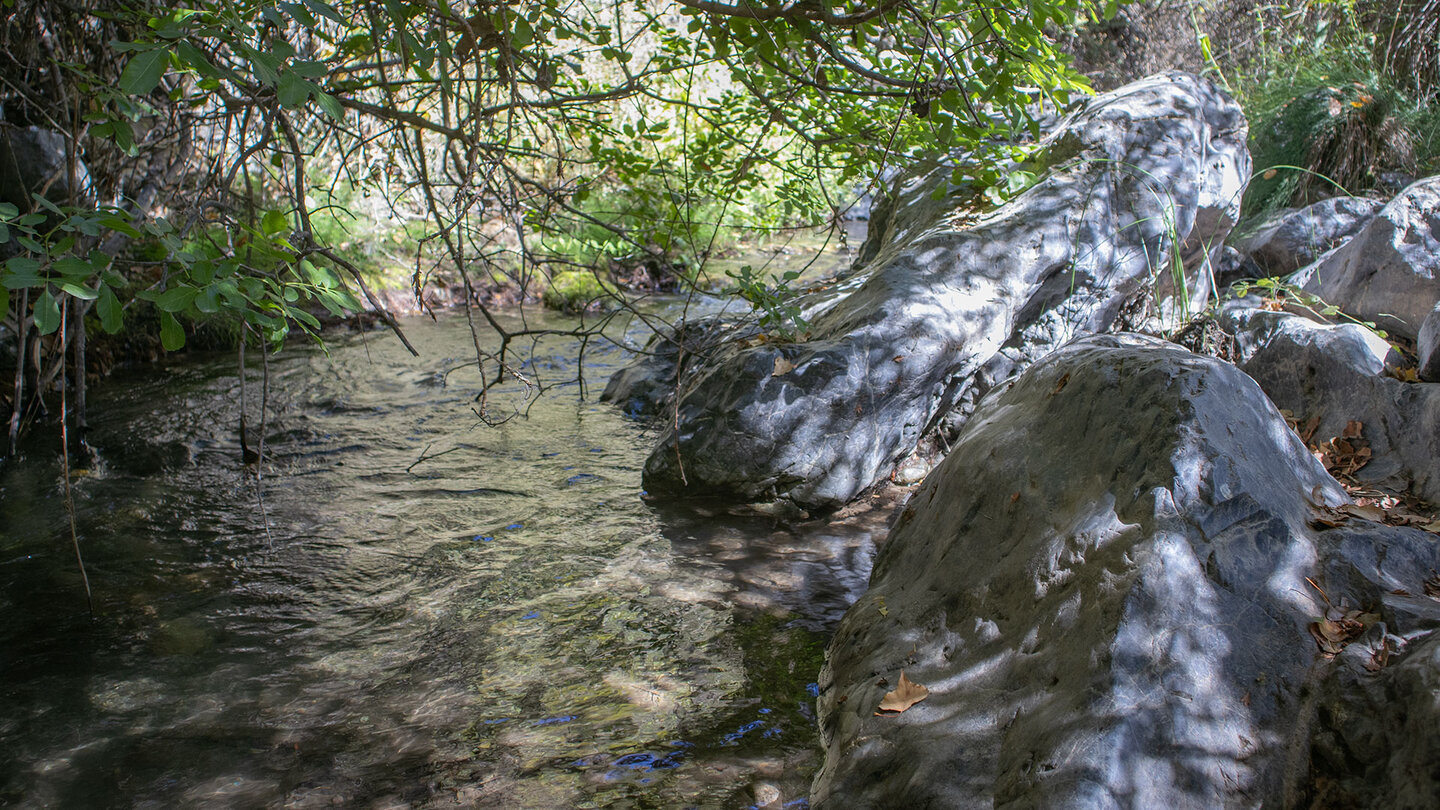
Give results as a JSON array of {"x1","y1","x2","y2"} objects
[
  {"x1": 772, "y1": 355, "x2": 796, "y2": 376},
  {"x1": 875, "y1": 671, "x2": 929, "y2": 715}
]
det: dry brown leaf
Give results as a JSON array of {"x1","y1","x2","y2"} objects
[
  {"x1": 1422, "y1": 520, "x2": 1440, "y2": 534},
  {"x1": 772, "y1": 356, "x2": 795, "y2": 376},
  {"x1": 1342, "y1": 420, "x2": 1364, "y2": 439},
  {"x1": 1049, "y1": 373, "x2": 1070, "y2": 396},
  {"x1": 1340, "y1": 503, "x2": 1387, "y2": 523},
  {"x1": 875, "y1": 671, "x2": 929, "y2": 714}
]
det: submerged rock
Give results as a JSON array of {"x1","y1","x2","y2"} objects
[
  {"x1": 1226, "y1": 307, "x2": 1440, "y2": 506},
  {"x1": 1230, "y1": 196, "x2": 1383, "y2": 278},
  {"x1": 1294, "y1": 176, "x2": 1440, "y2": 340},
  {"x1": 813, "y1": 334, "x2": 1440, "y2": 808},
  {"x1": 629, "y1": 73, "x2": 1248, "y2": 508}
]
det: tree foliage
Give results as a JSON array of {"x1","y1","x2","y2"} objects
[{"x1": 0, "y1": 0, "x2": 1098, "y2": 440}]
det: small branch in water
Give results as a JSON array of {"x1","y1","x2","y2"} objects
[
  {"x1": 9, "y1": 288, "x2": 29, "y2": 456},
  {"x1": 406, "y1": 443, "x2": 463, "y2": 473},
  {"x1": 254, "y1": 331, "x2": 275, "y2": 548},
  {"x1": 59, "y1": 302, "x2": 93, "y2": 615}
]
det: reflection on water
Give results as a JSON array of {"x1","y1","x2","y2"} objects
[{"x1": 0, "y1": 309, "x2": 885, "y2": 808}]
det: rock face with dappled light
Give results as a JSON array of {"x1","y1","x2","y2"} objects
[
  {"x1": 812, "y1": 334, "x2": 1440, "y2": 808},
  {"x1": 627, "y1": 72, "x2": 1248, "y2": 508},
  {"x1": 1229, "y1": 196, "x2": 1382, "y2": 278},
  {"x1": 1294, "y1": 176, "x2": 1440, "y2": 340},
  {"x1": 1225, "y1": 305, "x2": 1440, "y2": 506}
]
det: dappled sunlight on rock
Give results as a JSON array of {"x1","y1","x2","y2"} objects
[{"x1": 815, "y1": 334, "x2": 1440, "y2": 807}]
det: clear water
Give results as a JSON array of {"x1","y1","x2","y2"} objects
[{"x1": 0, "y1": 309, "x2": 883, "y2": 809}]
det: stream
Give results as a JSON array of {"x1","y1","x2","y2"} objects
[{"x1": 0, "y1": 304, "x2": 887, "y2": 809}]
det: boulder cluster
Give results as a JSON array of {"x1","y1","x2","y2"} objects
[{"x1": 607, "y1": 73, "x2": 1440, "y2": 808}]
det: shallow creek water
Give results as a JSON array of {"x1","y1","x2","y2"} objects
[{"x1": 0, "y1": 305, "x2": 889, "y2": 809}]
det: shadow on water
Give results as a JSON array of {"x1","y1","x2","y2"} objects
[{"x1": 0, "y1": 307, "x2": 893, "y2": 809}]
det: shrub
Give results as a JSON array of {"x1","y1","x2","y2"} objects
[{"x1": 541, "y1": 270, "x2": 616, "y2": 313}]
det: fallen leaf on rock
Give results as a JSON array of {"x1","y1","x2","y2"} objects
[
  {"x1": 1049, "y1": 373, "x2": 1070, "y2": 396},
  {"x1": 1309, "y1": 615, "x2": 1366, "y2": 658},
  {"x1": 1387, "y1": 366, "x2": 1421, "y2": 383},
  {"x1": 875, "y1": 671, "x2": 929, "y2": 715},
  {"x1": 1340, "y1": 503, "x2": 1387, "y2": 523},
  {"x1": 772, "y1": 356, "x2": 795, "y2": 376},
  {"x1": 1342, "y1": 420, "x2": 1363, "y2": 439}
]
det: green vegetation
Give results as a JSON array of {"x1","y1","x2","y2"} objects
[
  {"x1": 541, "y1": 270, "x2": 616, "y2": 313},
  {"x1": 1233, "y1": 1, "x2": 1440, "y2": 215},
  {"x1": 0, "y1": 0, "x2": 1103, "y2": 442}
]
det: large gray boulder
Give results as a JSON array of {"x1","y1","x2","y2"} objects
[
  {"x1": 1230, "y1": 196, "x2": 1383, "y2": 277},
  {"x1": 1295, "y1": 177, "x2": 1440, "y2": 340},
  {"x1": 813, "y1": 334, "x2": 1440, "y2": 808},
  {"x1": 1226, "y1": 307, "x2": 1440, "y2": 505},
  {"x1": 634, "y1": 73, "x2": 1249, "y2": 508}
]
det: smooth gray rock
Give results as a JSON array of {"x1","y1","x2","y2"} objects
[
  {"x1": 812, "y1": 334, "x2": 1440, "y2": 809},
  {"x1": 634, "y1": 73, "x2": 1249, "y2": 508},
  {"x1": 1419, "y1": 303, "x2": 1440, "y2": 383},
  {"x1": 1226, "y1": 307, "x2": 1440, "y2": 505},
  {"x1": 1231, "y1": 196, "x2": 1383, "y2": 277},
  {"x1": 600, "y1": 318, "x2": 747, "y2": 419},
  {"x1": 1295, "y1": 177, "x2": 1440, "y2": 340}
]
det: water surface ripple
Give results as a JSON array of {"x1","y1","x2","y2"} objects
[{"x1": 0, "y1": 310, "x2": 884, "y2": 809}]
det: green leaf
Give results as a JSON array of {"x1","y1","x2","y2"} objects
[
  {"x1": 34, "y1": 288, "x2": 61, "y2": 334},
  {"x1": 3, "y1": 257, "x2": 41, "y2": 289},
  {"x1": 0, "y1": 287, "x2": 8, "y2": 315},
  {"x1": 154, "y1": 285, "x2": 198, "y2": 312},
  {"x1": 0, "y1": 202, "x2": 17, "y2": 218},
  {"x1": 289, "y1": 58, "x2": 328, "y2": 79},
  {"x1": 194, "y1": 285, "x2": 220, "y2": 314},
  {"x1": 97, "y1": 285, "x2": 123, "y2": 333},
  {"x1": 303, "y1": 0, "x2": 347, "y2": 24},
  {"x1": 262, "y1": 210, "x2": 290, "y2": 235},
  {"x1": 314, "y1": 91, "x2": 345, "y2": 121},
  {"x1": 119, "y1": 47, "x2": 171, "y2": 95},
  {"x1": 59, "y1": 282, "x2": 98, "y2": 300},
  {"x1": 277, "y1": 71, "x2": 311, "y2": 107},
  {"x1": 54, "y1": 257, "x2": 93, "y2": 277},
  {"x1": 159, "y1": 311, "x2": 185, "y2": 351},
  {"x1": 176, "y1": 41, "x2": 227, "y2": 81},
  {"x1": 279, "y1": 1, "x2": 318, "y2": 28}
]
